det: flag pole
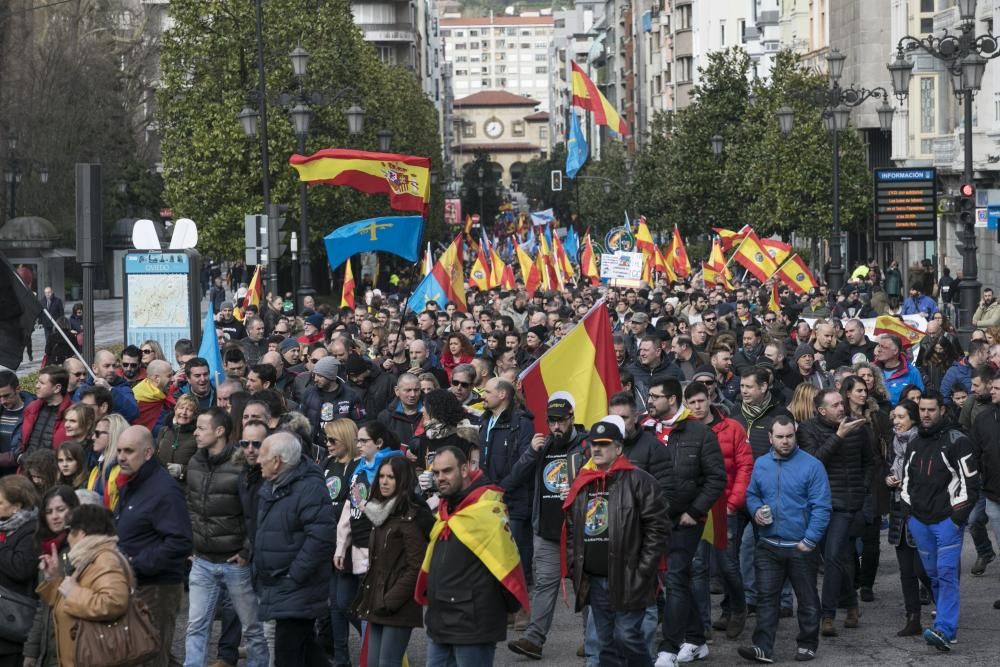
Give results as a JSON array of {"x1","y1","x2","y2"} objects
[{"x1": 725, "y1": 234, "x2": 749, "y2": 269}]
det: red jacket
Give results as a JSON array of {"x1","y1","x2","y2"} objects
[
  {"x1": 20, "y1": 394, "x2": 73, "y2": 450},
  {"x1": 711, "y1": 409, "x2": 753, "y2": 512}
]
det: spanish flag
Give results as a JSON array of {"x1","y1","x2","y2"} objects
[
  {"x1": 289, "y1": 148, "x2": 431, "y2": 214},
  {"x1": 732, "y1": 231, "x2": 778, "y2": 283},
  {"x1": 489, "y1": 245, "x2": 505, "y2": 288},
  {"x1": 501, "y1": 264, "x2": 517, "y2": 290},
  {"x1": 408, "y1": 234, "x2": 467, "y2": 311},
  {"x1": 340, "y1": 260, "x2": 356, "y2": 309},
  {"x1": 761, "y1": 238, "x2": 792, "y2": 265},
  {"x1": 712, "y1": 224, "x2": 751, "y2": 251},
  {"x1": 775, "y1": 254, "x2": 816, "y2": 296},
  {"x1": 233, "y1": 265, "x2": 262, "y2": 321},
  {"x1": 634, "y1": 218, "x2": 664, "y2": 273},
  {"x1": 570, "y1": 62, "x2": 629, "y2": 136},
  {"x1": 767, "y1": 282, "x2": 781, "y2": 314},
  {"x1": 469, "y1": 245, "x2": 491, "y2": 291},
  {"x1": 415, "y1": 475, "x2": 530, "y2": 612},
  {"x1": 580, "y1": 233, "x2": 600, "y2": 286},
  {"x1": 666, "y1": 224, "x2": 691, "y2": 278},
  {"x1": 515, "y1": 241, "x2": 541, "y2": 297},
  {"x1": 553, "y1": 233, "x2": 575, "y2": 282},
  {"x1": 519, "y1": 300, "x2": 622, "y2": 434},
  {"x1": 702, "y1": 495, "x2": 728, "y2": 550},
  {"x1": 874, "y1": 315, "x2": 926, "y2": 348}
]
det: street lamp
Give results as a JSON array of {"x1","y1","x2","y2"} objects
[
  {"x1": 710, "y1": 134, "x2": 724, "y2": 160},
  {"x1": 887, "y1": 0, "x2": 998, "y2": 330},
  {"x1": 778, "y1": 48, "x2": 894, "y2": 293},
  {"x1": 4, "y1": 131, "x2": 48, "y2": 219},
  {"x1": 377, "y1": 129, "x2": 393, "y2": 152}
]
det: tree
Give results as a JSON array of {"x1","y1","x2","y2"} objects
[
  {"x1": 158, "y1": 0, "x2": 443, "y2": 286},
  {"x1": 520, "y1": 143, "x2": 573, "y2": 221},
  {"x1": 573, "y1": 140, "x2": 632, "y2": 235}
]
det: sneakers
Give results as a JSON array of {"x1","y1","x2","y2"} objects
[
  {"x1": 860, "y1": 586, "x2": 874, "y2": 602},
  {"x1": 923, "y1": 627, "x2": 951, "y2": 652},
  {"x1": 727, "y1": 610, "x2": 748, "y2": 640},
  {"x1": 507, "y1": 638, "x2": 542, "y2": 660},
  {"x1": 737, "y1": 645, "x2": 774, "y2": 663},
  {"x1": 794, "y1": 648, "x2": 816, "y2": 662},
  {"x1": 844, "y1": 607, "x2": 860, "y2": 628},
  {"x1": 655, "y1": 651, "x2": 679, "y2": 667},
  {"x1": 820, "y1": 617, "x2": 838, "y2": 637},
  {"x1": 677, "y1": 643, "x2": 709, "y2": 663},
  {"x1": 971, "y1": 553, "x2": 994, "y2": 576}
]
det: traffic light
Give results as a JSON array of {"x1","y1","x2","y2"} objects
[
  {"x1": 551, "y1": 169, "x2": 563, "y2": 192},
  {"x1": 957, "y1": 182, "x2": 976, "y2": 225},
  {"x1": 268, "y1": 203, "x2": 290, "y2": 258}
]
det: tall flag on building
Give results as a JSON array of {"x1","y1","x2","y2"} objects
[
  {"x1": 665, "y1": 224, "x2": 691, "y2": 278},
  {"x1": 774, "y1": 254, "x2": 817, "y2": 295},
  {"x1": 519, "y1": 300, "x2": 622, "y2": 434},
  {"x1": 197, "y1": 301, "x2": 224, "y2": 387},
  {"x1": 408, "y1": 234, "x2": 467, "y2": 311},
  {"x1": 340, "y1": 260, "x2": 356, "y2": 309},
  {"x1": 580, "y1": 233, "x2": 600, "y2": 286},
  {"x1": 289, "y1": 149, "x2": 432, "y2": 214},
  {"x1": 234, "y1": 266, "x2": 262, "y2": 321},
  {"x1": 732, "y1": 231, "x2": 778, "y2": 283},
  {"x1": 323, "y1": 215, "x2": 424, "y2": 272},
  {"x1": 713, "y1": 224, "x2": 752, "y2": 251},
  {"x1": 570, "y1": 62, "x2": 629, "y2": 135},
  {"x1": 565, "y1": 111, "x2": 588, "y2": 178}
]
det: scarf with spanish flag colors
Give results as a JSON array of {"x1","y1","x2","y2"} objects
[
  {"x1": 414, "y1": 471, "x2": 530, "y2": 612},
  {"x1": 559, "y1": 455, "x2": 637, "y2": 579}
]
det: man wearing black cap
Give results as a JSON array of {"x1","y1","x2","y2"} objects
[
  {"x1": 299, "y1": 313, "x2": 325, "y2": 346},
  {"x1": 833, "y1": 286, "x2": 875, "y2": 320},
  {"x1": 300, "y1": 357, "x2": 364, "y2": 451},
  {"x1": 507, "y1": 392, "x2": 589, "y2": 661},
  {"x1": 564, "y1": 415, "x2": 669, "y2": 667},
  {"x1": 342, "y1": 352, "x2": 396, "y2": 417}
]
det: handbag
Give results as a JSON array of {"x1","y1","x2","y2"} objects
[
  {"x1": 0, "y1": 584, "x2": 38, "y2": 643},
  {"x1": 72, "y1": 550, "x2": 160, "y2": 667}
]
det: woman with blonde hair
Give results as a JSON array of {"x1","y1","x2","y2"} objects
[
  {"x1": 155, "y1": 393, "x2": 199, "y2": 480},
  {"x1": 61, "y1": 404, "x2": 96, "y2": 468},
  {"x1": 138, "y1": 339, "x2": 166, "y2": 365},
  {"x1": 85, "y1": 414, "x2": 128, "y2": 510},
  {"x1": 788, "y1": 383, "x2": 819, "y2": 424}
]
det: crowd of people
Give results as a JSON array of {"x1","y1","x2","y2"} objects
[{"x1": 1, "y1": 262, "x2": 999, "y2": 666}]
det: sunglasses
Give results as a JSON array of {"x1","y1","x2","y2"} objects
[
  {"x1": 238, "y1": 440, "x2": 262, "y2": 449},
  {"x1": 451, "y1": 380, "x2": 472, "y2": 388},
  {"x1": 703, "y1": 317, "x2": 716, "y2": 322},
  {"x1": 141, "y1": 348, "x2": 153, "y2": 354},
  {"x1": 325, "y1": 437, "x2": 338, "y2": 444},
  {"x1": 121, "y1": 362, "x2": 139, "y2": 368},
  {"x1": 94, "y1": 430, "x2": 109, "y2": 437}
]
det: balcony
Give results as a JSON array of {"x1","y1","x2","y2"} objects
[{"x1": 360, "y1": 24, "x2": 417, "y2": 43}]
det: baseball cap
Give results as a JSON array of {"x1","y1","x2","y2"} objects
[
  {"x1": 547, "y1": 391, "x2": 576, "y2": 419},
  {"x1": 588, "y1": 415, "x2": 626, "y2": 444},
  {"x1": 312, "y1": 357, "x2": 340, "y2": 380},
  {"x1": 342, "y1": 353, "x2": 369, "y2": 376}
]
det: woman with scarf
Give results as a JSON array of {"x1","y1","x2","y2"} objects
[
  {"x1": 352, "y1": 455, "x2": 433, "y2": 667},
  {"x1": 322, "y1": 418, "x2": 362, "y2": 667},
  {"x1": 85, "y1": 414, "x2": 127, "y2": 510},
  {"x1": 885, "y1": 399, "x2": 933, "y2": 636},
  {"x1": 0, "y1": 475, "x2": 40, "y2": 667},
  {"x1": 24, "y1": 486, "x2": 80, "y2": 667},
  {"x1": 36, "y1": 505, "x2": 131, "y2": 667},
  {"x1": 334, "y1": 421, "x2": 403, "y2": 664},
  {"x1": 155, "y1": 393, "x2": 199, "y2": 480}
]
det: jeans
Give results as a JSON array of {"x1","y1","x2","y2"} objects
[
  {"x1": 896, "y1": 542, "x2": 932, "y2": 616},
  {"x1": 330, "y1": 569, "x2": 362, "y2": 666},
  {"x1": 524, "y1": 535, "x2": 561, "y2": 646},
  {"x1": 751, "y1": 541, "x2": 821, "y2": 656},
  {"x1": 740, "y1": 522, "x2": 793, "y2": 609},
  {"x1": 692, "y1": 513, "x2": 747, "y2": 624},
  {"x1": 425, "y1": 640, "x2": 496, "y2": 666},
  {"x1": 589, "y1": 576, "x2": 652, "y2": 667},
  {"x1": 217, "y1": 590, "x2": 241, "y2": 665},
  {"x1": 858, "y1": 519, "x2": 881, "y2": 589},
  {"x1": 970, "y1": 497, "x2": 995, "y2": 560},
  {"x1": 908, "y1": 517, "x2": 964, "y2": 640},
  {"x1": 275, "y1": 617, "x2": 327, "y2": 667},
  {"x1": 509, "y1": 518, "x2": 533, "y2": 586},
  {"x1": 660, "y1": 524, "x2": 704, "y2": 654},
  {"x1": 184, "y1": 558, "x2": 269, "y2": 667},
  {"x1": 585, "y1": 603, "x2": 657, "y2": 666},
  {"x1": 137, "y1": 582, "x2": 184, "y2": 667},
  {"x1": 818, "y1": 510, "x2": 858, "y2": 619},
  {"x1": 366, "y1": 623, "x2": 413, "y2": 667}
]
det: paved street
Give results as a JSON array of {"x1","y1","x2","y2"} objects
[
  {"x1": 174, "y1": 532, "x2": 1000, "y2": 666},
  {"x1": 22, "y1": 298, "x2": 128, "y2": 375}
]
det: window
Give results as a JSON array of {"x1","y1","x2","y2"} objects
[
  {"x1": 454, "y1": 42, "x2": 467, "y2": 50},
  {"x1": 376, "y1": 46, "x2": 395, "y2": 64},
  {"x1": 720, "y1": 23, "x2": 726, "y2": 46},
  {"x1": 522, "y1": 29, "x2": 531, "y2": 36},
  {"x1": 920, "y1": 0, "x2": 934, "y2": 11},
  {"x1": 513, "y1": 120, "x2": 525, "y2": 136},
  {"x1": 678, "y1": 56, "x2": 692, "y2": 82},
  {"x1": 497, "y1": 65, "x2": 506, "y2": 73},
  {"x1": 535, "y1": 53, "x2": 547, "y2": 61},
  {"x1": 535, "y1": 41, "x2": 547, "y2": 48},
  {"x1": 917, "y1": 76, "x2": 936, "y2": 156},
  {"x1": 441, "y1": 29, "x2": 451, "y2": 37},
  {"x1": 469, "y1": 29, "x2": 478, "y2": 36},
  {"x1": 482, "y1": 66, "x2": 489, "y2": 74},
  {"x1": 555, "y1": 18, "x2": 566, "y2": 28},
  {"x1": 738, "y1": 19, "x2": 746, "y2": 43},
  {"x1": 482, "y1": 78, "x2": 490, "y2": 87},
  {"x1": 481, "y1": 40, "x2": 490, "y2": 49},
  {"x1": 455, "y1": 55, "x2": 467, "y2": 62},
  {"x1": 521, "y1": 43, "x2": 531, "y2": 49},
  {"x1": 676, "y1": 4, "x2": 692, "y2": 30},
  {"x1": 455, "y1": 30, "x2": 464, "y2": 37},
  {"x1": 535, "y1": 65, "x2": 547, "y2": 74},
  {"x1": 920, "y1": 18, "x2": 933, "y2": 33},
  {"x1": 539, "y1": 126, "x2": 548, "y2": 142},
  {"x1": 496, "y1": 53, "x2": 505, "y2": 61},
  {"x1": 497, "y1": 77, "x2": 507, "y2": 87},
  {"x1": 455, "y1": 68, "x2": 468, "y2": 76},
  {"x1": 462, "y1": 121, "x2": 476, "y2": 138}
]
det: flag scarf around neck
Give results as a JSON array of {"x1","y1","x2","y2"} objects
[
  {"x1": 323, "y1": 216, "x2": 425, "y2": 272},
  {"x1": 290, "y1": 149, "x2": 431, "y2": 214},
  {"x1": 570, "y1": 62, "x2": 629, "y2": 136},
  {"x1": 414, "y1": 477, "x2": 530, "y2": 612},
  {"x1": 519, "y1": 300, "x2": 622, "y2": 434},
  {"x1": 408, "y1": 234, "x2": 466, "y2": 312}
]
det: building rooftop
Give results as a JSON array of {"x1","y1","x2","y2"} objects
[
  {"x1": 454, "y1": 90, "x2": 541, "y2": 107},
  {"x1": 524, "y1": 111, "x2": 550, "y2": 121},
  {"x1": 442, "y1": 16, "x2": 555, "y2": 26},
  {"x1": 452, "y1": 142, "x2": 541, "y2": 152}
]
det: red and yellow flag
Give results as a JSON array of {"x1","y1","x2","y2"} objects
[
  {"x1": 666, "y1": 224, "x2": 691, "y2": 278},
  {"x1": 874, "y1": 315, "x2": 926, "y2": 349},
  {"x1": 553, "y1": 233, "x2": 575, "y2": 282},
  {"x1": 519, "y1": 301, "x2": 622, "y2": 434},
  {"x1": 515, "y1": 241, "x2": 541, "y2": 297},
  {"x1": 415, "y1": 476, "x2": 530, "y2": 612},
  {"x1": 432, "y1": 234, "x2": 467, "y2": 310},
  {"x1": 571, "y1": 62, "x2": 629, "y2": 135},
  {"x1": 767, "y1": 282, "x2": 781, "y2": 314},
  {"x1": 761, "y1": 238, "x2": 792, "y2": 266},
  {"x1": 501, "y1": 264, "x2": 516, "y2": 290},
  {"x1": 289, "y1": 149, "x2": 431, "y2": 214},
  {"x1": 775, "y1": 254, "x2": 816, "y2": 296},
  {"x1": 712, "y1": 224, "x2": 753, "y2": 251},
  {"x1": 732, "y1": 231, "x2": 778, "y2": 283},
  {"x1": 340, "y1": 260, "x2": 356, "y2": 309},
  {"x1": 489, "y1": 246, "x2": 504, "y2": 288},
  {"x1": 580, "y1": 233, "x2": 600, "y2": 286},
  {"x1": 702, "y1": 495, "x2": 728, "y2": 550},
  {"x1": 234, "y1": 265, "x2": 262, "y2": 321}
]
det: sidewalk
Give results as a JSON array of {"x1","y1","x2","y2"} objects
[{"x1": 20, "y1": 298, "x2": 126, "y2": 376}]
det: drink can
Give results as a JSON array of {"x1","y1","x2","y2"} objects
[{"x1": 759, "y1": 505, "x2": 773, "y2": 525}]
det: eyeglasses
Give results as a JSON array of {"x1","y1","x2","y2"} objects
[
  {"x1": 764, "y1": 317, "x2": 776, "y2": 323},
  {"x1": 703, "y1": 317, "x2": 716, "y2": 322},
  {"x1": 94, "y1": 430, "x2": 109, "y2": 437},
  {"x1": 451, "y1": 380, "x2": 472, "y2": 388},
  {"x1": 121, "y1": 362, "x2": 139, "y2": 368},
  {"x1": 238, "y1": 440, "x2": 262, "y2": 449},
  {"x1": 648, "y1": 392, "x2": 667, "y2": 401},
  {"x1": 357, "y1": 437, "x2": 374, "y2": 444},
  {"x1": 141, "y1": 348, "x2": 153, "y2": 355},
  {"x1": 701, "y1": 379, "x2": 716, "y2": 386}
]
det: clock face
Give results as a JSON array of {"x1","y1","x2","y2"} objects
[{"x1": 484, "y1": 118, "x2": 504, "y2": 138}]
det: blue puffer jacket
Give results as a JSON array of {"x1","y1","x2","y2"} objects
[
  {"x1": 254, "y1": 456, "x2": 336, "y2": 621},
  {"x1": 74, "y1": 375, "x2": 139, "y2": 423},
  {"x1": 115, "y1": 457, "x2": 193, "y2": 585},
  {"x1": 746, "y1": 446, "x2": 832, "y2": 550},
  {"x1": 479, "y1": 407, "x2": 535, "y2": 520},
  {"x1": 940, "y1": 357, "x2": 972, "y2": 404},
  {"x1": 881, "y1": 355, "x2": 924, "y2": 406}
]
